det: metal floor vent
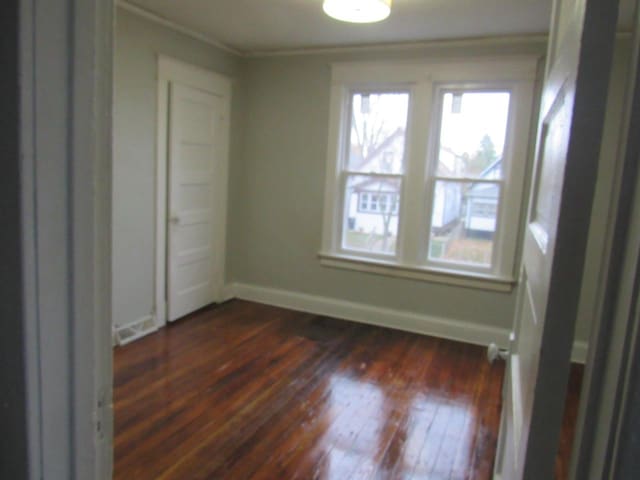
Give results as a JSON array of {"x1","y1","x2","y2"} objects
[{"x1": 114, "y1": 316, "x2": 157, "y2": 346}]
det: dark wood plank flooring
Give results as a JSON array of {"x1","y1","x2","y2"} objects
[{"x1": 114, "y1": 300, "x2": 580, "y2": 479}]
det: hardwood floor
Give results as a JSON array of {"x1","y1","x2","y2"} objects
[
  {"x1": 114, "y1": 300, "x2": 579, "y2": 479},
  {"x1": 555, "y1": 362, "x2": 584, "y2": 480}
]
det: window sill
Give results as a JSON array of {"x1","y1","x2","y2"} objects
[{"x1": 318, "y1": 252, "x2": 516, "y2": 292}]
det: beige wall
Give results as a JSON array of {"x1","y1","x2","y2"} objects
[
  {"x1": 228, "y1": 40, "x2": 548, "y2": 333},
  {"x1": 112, "y1": 8, "x2": 242, "y2": 328}
]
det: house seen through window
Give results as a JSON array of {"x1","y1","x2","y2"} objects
[
  {"x1": 343, "y1": 92, "x2": 408, "y2": 254},
  {"x1": 428, "y1": 91, "x2": 510, "y2": 267}
]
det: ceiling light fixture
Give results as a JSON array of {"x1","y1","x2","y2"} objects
[{"x1": 323, "y1": 0, "x2": 392, "y2": 24}]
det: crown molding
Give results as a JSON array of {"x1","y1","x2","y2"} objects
[
  {"x1": 115, "y1": 1, "x2": 547, "y2": 59},
  {"x1": 243, "y1": 33, "x2": 549, "y2": 58},
  {"x1": 116, "y1": 0, "x2": 242, "y2": 56},
  {"x1": 115, "y1": 3, "x2": 630, "y2": 60}
]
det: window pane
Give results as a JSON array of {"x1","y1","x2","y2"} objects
[
  {"x1": 436, "y1": 91, "x2": 510, "y2": 179},
  {"x1": 428, "y1": 180, "x2": 500, "y2": 266},
  {"x1": 344, "y1": 175, "x2": 401, "y2": 255},
  {"x1": 347, "y1": 93, "x2": 409, "y2": 174}
]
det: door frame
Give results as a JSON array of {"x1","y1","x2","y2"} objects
[
  {"x1": 155, "y1": 56, "x2": 232, "y2": 327},
  {"x1": 493, "y1": 0, "x2": 622, "y2": 477},
  {"x1": 16, "y1": 0, "x2": 114, "y2": 478},
  {"x1": 571, "y1": 6, "x2": 640, "y2": 477}
]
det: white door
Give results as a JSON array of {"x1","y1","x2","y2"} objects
[
  {"x1": 167, "y1": 82, "x2": 222, "y2": 321},
  {"x1": 494, "y1": 0, "x2": 619, "y2": 478}
]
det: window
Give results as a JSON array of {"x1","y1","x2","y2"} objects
[
  {"x1": 427, "y1": 91, "x2": 509, "y2": 268},
  {"x1": 320, "y1": 59, "x2": 537, "y2": 289},
  {"x1": 358, "y1": 192, "x2": 399, "y2": 214},
  {"x1": 341, "y1": 92, "x2": 407, "y2": 255}
]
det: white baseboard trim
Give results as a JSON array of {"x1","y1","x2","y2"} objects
[
  {"x1": 219, "y1": 284, "x2": 237, "y2": 303},
  {"x1": 230, "y1": 282, "x2": 510, "y2": 349},
  {"x1": 225, "y1": 282, "x2": 590, "y2": 364},
  {"x1": 571, "y1": 341, "x2": 588, "y2": 364}
]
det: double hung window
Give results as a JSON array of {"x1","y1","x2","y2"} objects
[{"x1": 320, "y1": 59, "x2": 538, "y2": 290}]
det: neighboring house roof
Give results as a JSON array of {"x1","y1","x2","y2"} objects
[
  {"x1": 466, "y1": 158, "x2": 502, "y2": 199},
  {"x1": 350, "y1": 127, "x2": 404, "y2": 172},
  {"x1": 351, "y1": 176, "x2": 398, "y2": 192},
  {"x1": 436, "y1": 145, "x2": 467, "y2": 177},
  {"x1": 477, "y1": 158, "x2": 502, "y2": 178}
]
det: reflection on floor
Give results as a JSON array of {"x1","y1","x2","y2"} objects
[{"x1": 113, "y1": 300, "x2": 579, "y2": 479}]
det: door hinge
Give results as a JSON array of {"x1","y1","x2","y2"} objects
[
  {"x1": 94, "y1": 388, "x2": 107, "y2": 440},
  {"x1": 487, "y1": 343, "x2": 510, "y2": 364}
]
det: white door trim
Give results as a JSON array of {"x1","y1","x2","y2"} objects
[
  {"x1": 18, "y1": 0, "x2": 114, "y2": 478},
  {"x1": 571, "y1": 10, "x2": 640, "y2": 477},
  {"x1": 156, "y1": 56, "x2": 231, "y2": 327}
]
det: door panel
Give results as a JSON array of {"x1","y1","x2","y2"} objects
[
  {"x1": 168, "y1": 83, "x2": 221, "y2": 321},
  {"x1": 494, "y1": 0, "x2": 620, "y2": 478}
]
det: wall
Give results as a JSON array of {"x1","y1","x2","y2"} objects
[
  {"x1": 229, "y1": 37, "x2": 630, "y2": 350},
  {"x1": 229, "y1": 39, "x2": 548, "y2": 336},
  {"x1": 113, "y1": 7, "x2": 242, "y2": 328},
  {"x1": 112, "y1": 10, "x2": 628, "y2": 349}
]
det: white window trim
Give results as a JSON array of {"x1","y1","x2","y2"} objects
[{"x1": 320, "y1": 57, "x2": 539, "y2": 290}]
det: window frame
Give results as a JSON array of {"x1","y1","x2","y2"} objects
[{"x1": 320, "y1": 58, "x2": 539, "y2": 291}]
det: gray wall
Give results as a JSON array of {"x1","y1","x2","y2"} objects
[
  {"x1": 0, "y1": 0, "x2": 28, "y2": 477},
  {"x1": 229, "y1": 39, "x2": 630, "y2": 344},
  {"x1": 229, "y1": 40, "x2": 548, "y2": 333},
  {"x1": 113, "y1": 8, "x2": 242, "y2": 328},
  {"x1": 575, "y1": 38, "x2": 632, "y2": 342},
  {"x1": 113, "y1": 9, "x2": 628, "y2": 345}
]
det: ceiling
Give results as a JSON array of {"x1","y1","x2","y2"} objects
[
  {"x1": 123, "y1": 0, "x2": 554, "y2": 54},
  {"x1": 122, "y1": 0, "x2": 636, "y2": 55}
]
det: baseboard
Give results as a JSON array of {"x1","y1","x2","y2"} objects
[
  {"x1": 571, "y1": 341, "x2": 588, "y2": 364},
  {"x1": 230, "y1": 282, "x2": 511, "y2": 349},
  {"x1": 219, "y1": 284, "x2": 237, "y2": 303},
  {"x1": 224, "y1": 282, "x2": 589, "y2": 364}
]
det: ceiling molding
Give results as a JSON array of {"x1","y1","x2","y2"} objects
[
  {"x1": 116, "y1": 0, "x2": 548, "y2": 59},
  {"x1": 115, "y1": 2, "x2": 630, "y2": 60},
  {"x1": 245, "y1": 30, "x2": 629, "y2": 58},
  {"x1": 243, "y1": 34, "x2": 549, "y2": 58},
  {"x1": 116, "y1": 0, "x2": 242, "y2": 56}
]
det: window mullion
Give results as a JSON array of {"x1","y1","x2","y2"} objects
[
  {"x1": 336, "y1": 171, "x2": 349, "y2": 251},
  {"x1": 397, "y1": 81, "x2": 433, "y2": 265},
  {"x1": 433, "y1": 176, "x2": 505, "y2": 185},
  {"x1": 343, "y1": 171, "x2": 404, "y2": 179}
]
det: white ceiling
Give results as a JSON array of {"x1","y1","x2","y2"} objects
[
  {"x1": 123, "y1": 0, "x2": 554, "y2": 54},
  {"x1": 122, "y1": 0, "x2": 636, "y2": 55}
]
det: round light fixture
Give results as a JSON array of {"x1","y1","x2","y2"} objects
[{"x1": 323, "y1": 0, "x2": 392, "y2": 24}]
